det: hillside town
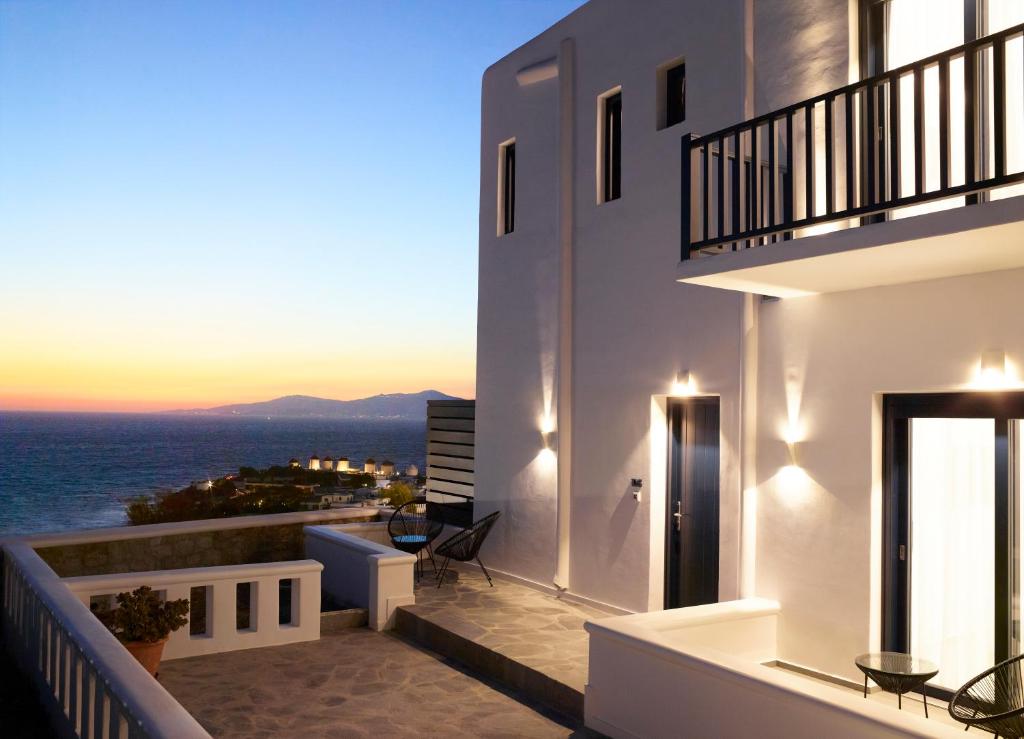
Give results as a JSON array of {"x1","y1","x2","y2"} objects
[{"x1": 127, "y1": 454, "x2": 428, "y2": 526}]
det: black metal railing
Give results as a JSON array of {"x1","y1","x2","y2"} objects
[{"x1": 682, "y1": 23, "x2": 1024, "y2": 260}]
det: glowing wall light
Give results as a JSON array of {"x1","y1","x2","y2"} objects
[
  {"x1": 671, "y1": 370, "x2": 697, "y2": 397},
  {"x1": 537, "y1": 413, "x2": 558, "y2": 471},
  {"x1": 971, "y1": 350, "x2": 1020, "y2": 390},
  {"x1": 981, "y1": 350, "x2": 1007, "y2": 384}
]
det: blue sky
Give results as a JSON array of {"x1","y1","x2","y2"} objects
[{"x1": 0, "y1": 0, "x2": 585, "y2": 410}]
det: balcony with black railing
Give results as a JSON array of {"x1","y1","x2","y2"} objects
[{"x1": 678, "y1": 24, "x2": 1024, "y2": 297}]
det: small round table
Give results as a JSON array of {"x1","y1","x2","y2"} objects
[{"x1": 855, "y1": 652, "x2": 939, "y2": 717}]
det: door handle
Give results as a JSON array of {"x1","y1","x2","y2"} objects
[{"x1": 673, "y1": 501, "x2": 685, "y2": 532}]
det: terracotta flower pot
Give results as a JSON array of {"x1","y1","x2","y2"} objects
[{"x1": 123, "y1": 637, "x2": 168, "y2": 677}]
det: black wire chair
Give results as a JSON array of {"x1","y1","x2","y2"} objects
[
  {"x1": 949, "y1": 654, "x2": 1024, "y2": 737},
  {"x1": 388, "y1": 500, "x2": 443, "y2": 581},
  {"x1": 434, "y1": 511, "x2": 501, "y2": 588}
]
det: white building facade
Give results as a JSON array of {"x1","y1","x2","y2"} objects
[{"x1": 474, "y1": 0, "x2": 1024, "y2": 710}]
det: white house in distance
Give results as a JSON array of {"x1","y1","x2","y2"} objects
[{"x1": 473, "y1": 0, "x2": 1024, "y2": 734}]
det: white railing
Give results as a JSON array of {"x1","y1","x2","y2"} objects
[
  {"x1": 304, "y1": 524, "x2": 415, "y2": 631},
  {"x1": 2, "y1": 541, "x2": 210, "y2": 739},
  {"x1": 63, "y1": 560, "x2": 323, "y2": 661}
]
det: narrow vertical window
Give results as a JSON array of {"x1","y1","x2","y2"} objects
[
  {"x1": 666, "y1": 63, "x2": 686, "y2": 127},
  {"x1": 601, "y1": 92, "x2": 622, "y2": 202},
  {"x1": 498, "y1": 140, "x2": 516, "y2": 235}
]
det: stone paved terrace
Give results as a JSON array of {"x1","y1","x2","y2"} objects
[
  {"x1": 398, "y1": 566, "x2": 612, "y2": 702},
  {"x1": 159, "y1": 620, "x2": 581, "y2": 738},
  {"x1": 159, "y1": 565, "x2": 609, "y2": 737}
]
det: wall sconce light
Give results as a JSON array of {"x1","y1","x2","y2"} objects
[
  {"x1": 785, "y1": 440, "x2": 801, "y2": 468},
  {"x1": 973, "y1": 349, "x2": 1016, "y2": 390},
  {"x1": 982, "y1": 350, "x2": 1007, "y2": 383},
  {"x1": 671, "y1": 370, "x2": 696, "y2": 397}
]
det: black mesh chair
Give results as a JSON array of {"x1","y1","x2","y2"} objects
[
  {"x1": 434, "y1": 511, "x2": 501, "y2": 588},
  {"x1": 388, "y1": 500, "x2": 443, "y2": 581},
  {"x1": 949, "y1": 654, "x2": 1024, "y2": 737}
]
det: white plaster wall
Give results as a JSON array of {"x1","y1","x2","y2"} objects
[
  {"x1": 477, "y1": 0, "x2": 868, "y2": 614},
  {"x1": 755, "y1": 267, "x2": 1024, "y2": 682},
  {"x1": 568, "y1": 0, "x2": 748, "y2": 612},
  {"x1": 754, "y1": 0, "x2": 856, "y2": 114},
  {"x1": 478, "y1": 0, "x2": 1024, "y2": 693},
  {"x1": 475, "y1": 22, "x2": 562, "y2": 586},
  {"x1": 476, "y1": 0, "x2": 754, "y2": 611}
]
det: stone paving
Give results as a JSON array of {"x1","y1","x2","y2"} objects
[
  {"x1": 404, "y1": 565, "x2": 613, "y2": 695},
  {"x1": 159, "y1": 620, "x2": 580, "y2": 738}
]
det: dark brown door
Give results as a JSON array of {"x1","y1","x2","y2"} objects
[{"x1": 665, "y1": 398, "x2": 720, "y2": 609}]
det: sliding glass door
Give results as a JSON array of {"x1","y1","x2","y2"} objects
[{"x1": 884, "y1": 393, "x2": 1024, "y2": 695}]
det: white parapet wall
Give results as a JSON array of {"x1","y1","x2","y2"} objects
[
  {"x1": 2, "y1": 541, "x2": 211, "y2": 739},
  {"x1": 304, "y1": 524, "x2": 415, "y2": 631},
  {"x1": 584, "y1": 599, "x2": 964, "y2": 739},
  {"x1": 63, "y1": 560, "x2": 323, "y2": 661},
  {"x1": 16, "y1": 507, "x2": 380, "y2": 549}
]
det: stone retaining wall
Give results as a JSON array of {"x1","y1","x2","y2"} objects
[{"x1": 36, "y1": 512, "x2": 380, "y2": 578}]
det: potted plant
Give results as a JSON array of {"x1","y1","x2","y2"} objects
[{"x1": 95, "y1": 586, "x2": 189, "y2": 677}]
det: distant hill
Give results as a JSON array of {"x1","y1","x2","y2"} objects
[{"x1": 166, "y1": 390, "x2": 461, "y2": 420}]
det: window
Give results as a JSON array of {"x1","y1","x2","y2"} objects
[
  {"x1": 665, "y1": 62, "x2": 686, "y2": 128},
  {"x1": 498, "y1": 140, "x2": 515, "y2": 235},
  {"x1": 600, "y1": 91, "x2": 622, "y2": 202}
]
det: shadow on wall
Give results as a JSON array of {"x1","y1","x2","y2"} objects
[{"x1": 603, "y1": 481, "x2": 640, "y2": 571}]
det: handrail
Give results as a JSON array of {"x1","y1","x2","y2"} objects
[
  {"x1": 692, "y1": 22, "x2": 1024, "y2": 148},
  {"x1": 2, "y1": 541, "x2": 210, "y2": 738},
  {"x1": 6, "y1": 506, "x2": 380, "y2": 549},
  {"x1": 683, "y1": 23, "x2": 1024, "y2": 259}
]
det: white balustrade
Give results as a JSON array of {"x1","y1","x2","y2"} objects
[
  {"x1": 2, "y1": 541, "x2": 210, "y2": 739},
  {"x1": 305, "y1": 524, "x2": 415, "y2": 630},
  {"x1": 62, "y1": 560, "x2": 323, "y2": 660}
]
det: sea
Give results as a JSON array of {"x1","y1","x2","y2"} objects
[{"x1": 0, "y1": 412, "x2": 426, "y2": 536}]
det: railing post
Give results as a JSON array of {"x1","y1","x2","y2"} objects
[
  {"x1": 994, "y1": 36, "x2": 1006, "y2": 178},
  {"x1": 681, "y1": 133, "x2": 693, "y2": 260}
]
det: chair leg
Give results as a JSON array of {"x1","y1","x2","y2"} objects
[
  {"x1": 436, "y1": 556, "x2": 451, "y2": 588},
  {"x1": 476, "y1": 557, "x2": 493, "y2": 587}
]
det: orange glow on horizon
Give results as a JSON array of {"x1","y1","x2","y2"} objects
[
  {"x1": 0, "y1": 350, "x2": 475, "y2": 413},
  {"x1": 0, "y1": 275, "x2": 476, "y2": 413}
]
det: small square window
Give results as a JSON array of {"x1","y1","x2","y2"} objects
[
  {"x1": 599, "y1": 91, "x2": 622, "y2": 203},
  {"x1": 658, "y1": 59, "x2": 686, "y2": 131},
  {"x1": 666, "y1": 63, "x2": 686, "y2": 127},
  {"x1": 498, "y1": 140, "x2": 516, "y2": 235}
]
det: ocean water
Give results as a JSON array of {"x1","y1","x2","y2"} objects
[{"x1": 0, "y1": 412, "x2": 425, "y2": 536}]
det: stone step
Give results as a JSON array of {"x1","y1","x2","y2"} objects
[
  {"x1": 321, "y1": 607, "x2": 368, "y2": 632},
  {"x1": 393, "y1": 605, "x2": 584, "y2": 721}
]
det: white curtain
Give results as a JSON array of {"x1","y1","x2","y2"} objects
[
  {"x1": 987, "y1": 0, "x2": 1024, "y2": 199},
  {"x1": 887, "y1": 0, "x2": 965, "y2": 217},
  {"x1": 910, "y1": 418, "x2": 994, "y2": 691}
]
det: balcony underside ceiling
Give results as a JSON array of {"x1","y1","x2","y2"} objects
[{"x1": 676, "y1": 195, "x2": 1024, "y2": 298}]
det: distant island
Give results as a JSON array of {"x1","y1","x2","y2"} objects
[{"x1": 164, "y1": 390, "x2": 460, "y2": 420}]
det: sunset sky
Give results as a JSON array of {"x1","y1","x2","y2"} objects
[{"x1": 0, "y1": 0, "x2": 584, "y2": 413}]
